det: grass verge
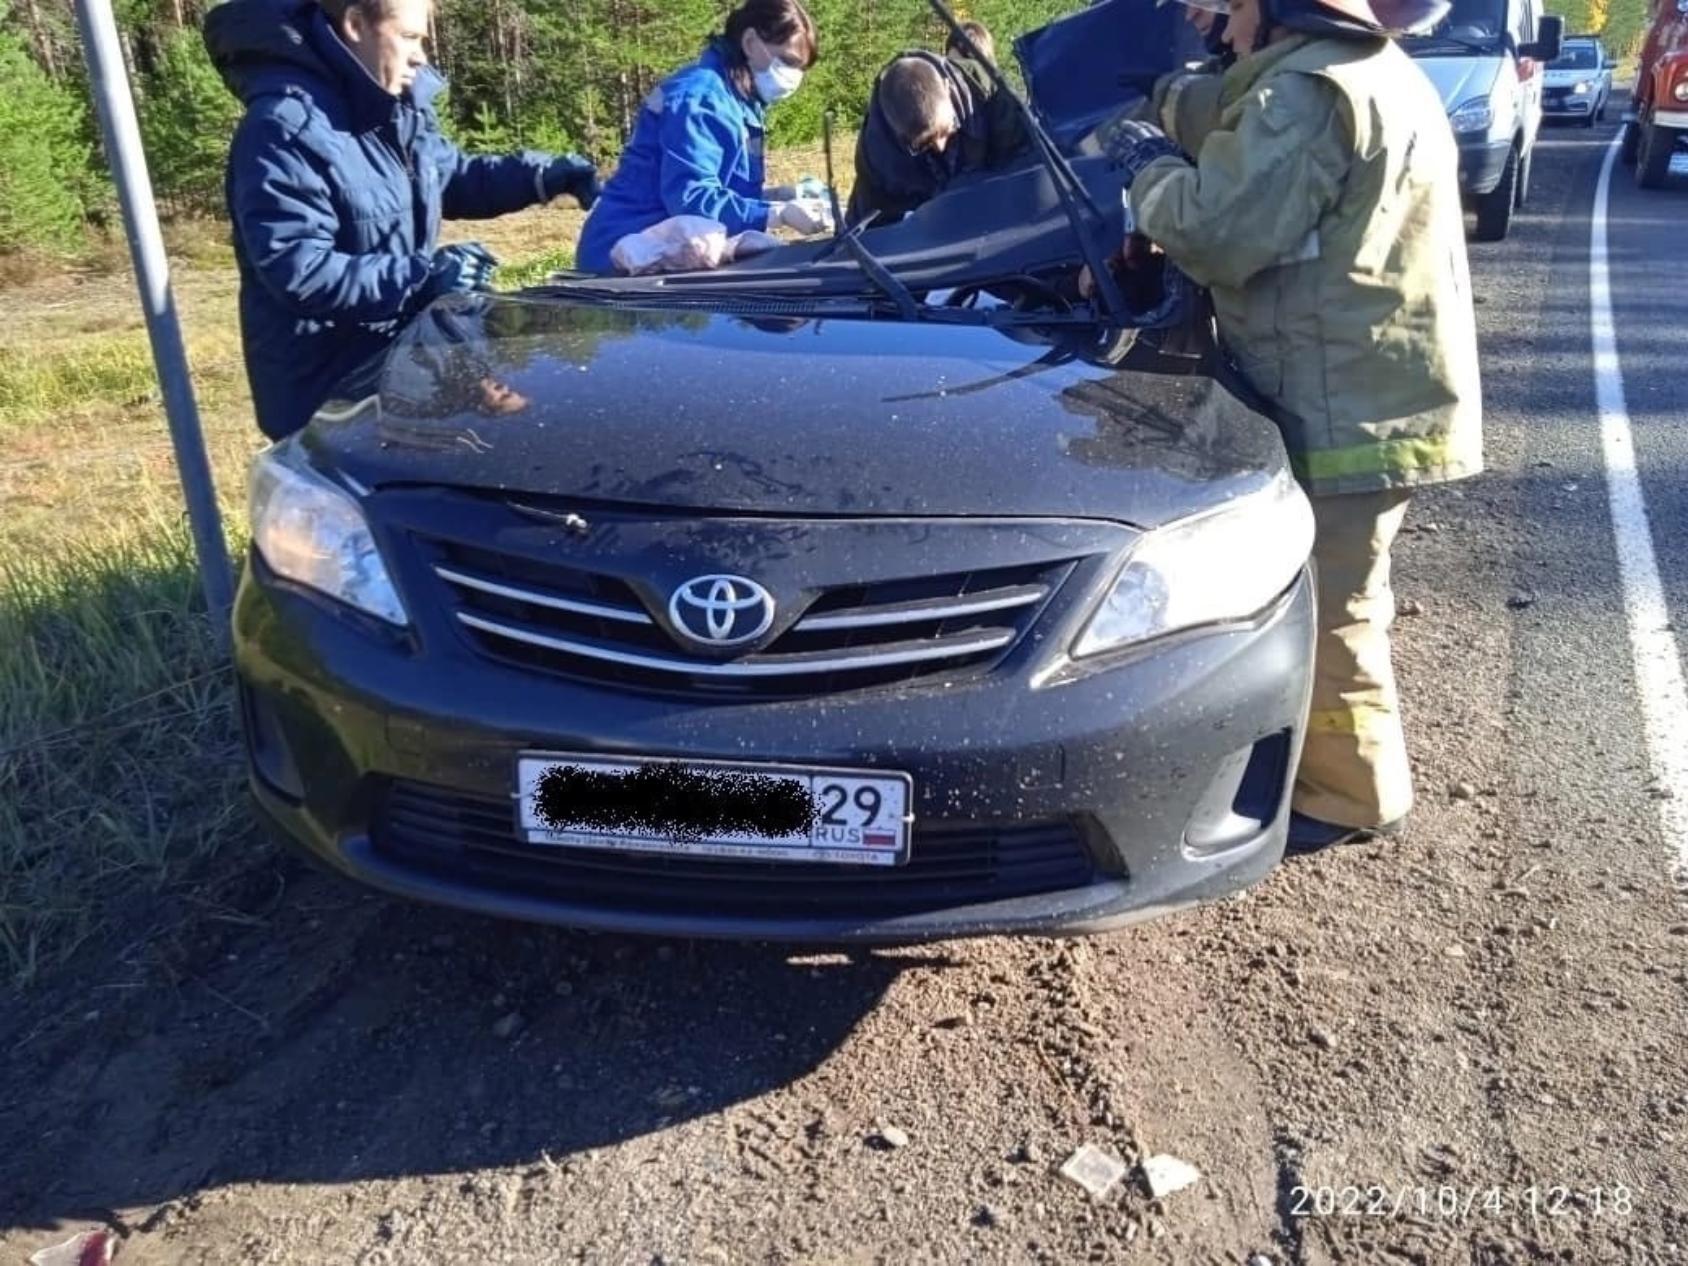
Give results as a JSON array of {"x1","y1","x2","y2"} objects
[{"x1": 0, "y1": 512, "x2": 251, "y2": 987}]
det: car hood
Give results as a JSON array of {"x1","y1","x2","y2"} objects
[
  {"x1": 1014, "y1": 0, "x2": 1207, "y2": 150},
  {"x1": 1410, "y1": 55, "x2": 1500, "y2": 110},
  {"x1": 303, "y1": 296, "x2": 1287, "y2": 530}
]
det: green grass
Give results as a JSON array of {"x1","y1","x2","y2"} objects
[
  {"x1": 0, "y1": 512, "x2": 251, "y2": 986},
  {"x1": 498, "y1": 244, "x2": 577, "y2": 289},
  {"x1": 0, "y1": 327, "x2": 244, "y2": 431}
]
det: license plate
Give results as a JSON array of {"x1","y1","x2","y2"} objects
[{"x1": 514, "y1": 753, "x2": 913, "y2": 866}]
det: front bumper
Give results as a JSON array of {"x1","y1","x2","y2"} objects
[
  {"x1": 1455, "y1": 138, "x2": 1515, "y2": 195},
  {"x1": 1543, "y1": 93, "x2": 1595, "y2": 116},
  {"x1": 235, "y1": 549, "x2": 1315, "y2": 943}
]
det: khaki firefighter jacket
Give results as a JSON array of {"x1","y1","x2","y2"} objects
[{"x1": 1132, "y1": 35, "x2": 1483, "y2": 497}]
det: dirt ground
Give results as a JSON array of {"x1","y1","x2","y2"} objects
[{"x1": 4, "y1": 127, "x2": 1688, "y2": 1265}]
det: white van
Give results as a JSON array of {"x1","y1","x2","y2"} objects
[{"x1": 1402, "y1": 0, "x2": 1565, "y2": 240}]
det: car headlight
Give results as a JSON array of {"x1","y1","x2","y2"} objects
[
  {"x1": 249, "y1": 441, "x2": 408, "y2": 626},
  {"x1": 1673, "y1": 79, "x2": 1688, "y2": 102},
  {"x1": 1572, "y1": 80, "x2": 1590, "y2": 94},
  {"x1": 1072, "y1": 469, "x2": 1313, "y2": 658},
  {"x1": 1449, "y1": 98, "x2": 1494, "y2": 134}
]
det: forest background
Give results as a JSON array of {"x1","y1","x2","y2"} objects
[{"x1": 0, "y1": 0, "x2": 1649, "y2": 262}]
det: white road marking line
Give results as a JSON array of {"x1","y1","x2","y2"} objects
[{"x1": 1589, "y1": 132, "x2": 1688, "y2": 885}]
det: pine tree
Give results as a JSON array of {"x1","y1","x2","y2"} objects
[
  {"x1": 136, "y1": 26, "x2": 242, "y2": 214},
  {"x1": 0, "y1": 11, "x2": 94, "y2": 255}
]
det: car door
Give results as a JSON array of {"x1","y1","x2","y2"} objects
[{"x1": 1512, "y1": 0, "x2": 1544, "y2": 152}]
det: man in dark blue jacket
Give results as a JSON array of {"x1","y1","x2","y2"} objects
[{"x1": 205, "y1": 0, "x2": 599, "y2": 440}]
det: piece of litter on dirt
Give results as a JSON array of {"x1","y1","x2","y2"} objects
[
  {"x1": 1309, "y1": 1027, "x2": 1336, "y2": 1051},
  {"x1": 1506, "y1": 593, "x2": 1536, "y2": 610},
  {"x1": 1249, "y1": 1255, "x2": 1277, "y2": 1266},
  {"x1": 1141, "y1": 1153, "x2": 1203, "y2": 1200},
  {"x1": 1444, "y1": 944, "x2": 1468, "y2": 959},
  {"x1": 491, "y1": 1012, "x2": 525, "y2": 1040},
  {"x1": 1059, "y1": 1144, "x2": 1128, "y2": 1199},
  {"x1": 1397, "y1": 598, "x2": 1424, "y2": 617},
  {"x1": 31, "y1": 1229, "x2": 115, "y2": 1266},
  {"x1": 1449, "y1": 781, "x2": 1477, "y2": 801},
  {"x1": 873, "y1": 1124, "x2": 911, "y2": 1150}
]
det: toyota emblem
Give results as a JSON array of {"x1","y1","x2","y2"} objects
[{"x1": 668, "y1": 574, "x2": 775, "y2": 648}]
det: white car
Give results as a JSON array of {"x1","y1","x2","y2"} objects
[
  {"x1": 1403, "y1": 0, "x2": 1565, "y2": 241},
  {"x1": 1544, "y1": 37, "x2": 1615, "y2": 125}
]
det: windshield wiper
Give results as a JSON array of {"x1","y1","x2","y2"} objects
[
  {"x1": 927, "y1": 0, "x2": 1132, "y2": 327},
  {"x1": 1404, "y1": 33, "x2": 1495, "y2": 53},
  {"x1": 835, "y1": 220, "x2": 920, "y2": 319}
]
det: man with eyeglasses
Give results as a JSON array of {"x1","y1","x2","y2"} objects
[{"x1": 846, "y1": 42, "x2": 1031, "y2": 228}]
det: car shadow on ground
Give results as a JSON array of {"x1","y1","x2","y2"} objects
[{"x1": 0, "y1": 857, "x2": 951, "y2": 1233}]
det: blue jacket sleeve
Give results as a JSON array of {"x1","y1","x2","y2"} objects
[
  {"x1": 657, "y1": 97, "x2": 771, "y2": 232},
  {"x1": 229, "y1": 110, "x2": 431, "y2": 324},
  {"x1": 431, "y1": 124, "x2": 549, "y2": 220}
]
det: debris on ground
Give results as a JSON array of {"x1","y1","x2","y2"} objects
[
  {"x1": 1398, "y1": 598, "x2": 1425, "y2": 616},
  {"x1": 29, "y1": 1230, "x2": 116, "y2": 1266},
  {"x1": 1506, "y1": 592, "x2": 1537, "y2": 610},
  {"x1": 872, "y1": 1123, "x2": 910, "y2": 1150},
  {"x1": 1450, "y1": 782, "x2": 1478, "y2": 801},
  {"x1": 1058, "y1": 1144, "x2": 1128, "y2": 1199},
  {"x1": 1141, "y1": 1153, "x2": 1203, "y2": 1200}
]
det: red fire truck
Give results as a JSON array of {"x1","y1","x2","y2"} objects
[{"x1": 1622, "y1": 0, "x2": 1688, "y2": 187}]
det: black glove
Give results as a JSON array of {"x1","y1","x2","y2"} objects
[
  {"x1": 416, "y1": 243, "x2": 499, "y2": 307},
  {"x1": 542, "y1": 154, "x2": 601, "y2": 209},
  {"x1": 1102, "y1": 119, "x2": 1188, "y2": 186}
]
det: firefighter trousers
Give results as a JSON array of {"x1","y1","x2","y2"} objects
[{"x1": 1292, "y1": 488, "x2": 1416, "y2": 829}]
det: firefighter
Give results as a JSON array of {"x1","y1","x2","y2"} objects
[{"x1": 1099, "y1": 0, "x2": 1482, "y2": 850}]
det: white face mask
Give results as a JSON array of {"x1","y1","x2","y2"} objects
[{"x1": 753, "y1": 58, "x2": 804, "y2": 103}]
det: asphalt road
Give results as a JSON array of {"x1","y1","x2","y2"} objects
[{"x1": 3, "y1": 112, "x2": 1687, "y2": 1265}]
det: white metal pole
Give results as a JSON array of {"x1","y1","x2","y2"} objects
[{"x1": 72, "y1": 0, "x2": 236, "y2": 644}]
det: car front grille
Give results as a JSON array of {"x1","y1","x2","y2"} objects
[
  {"x1": 419, "y1": 533, "x2": 1074, "y2": 698},
  {"x1": 372, "y1": 779, "x2": 1099, "y2": 919}
]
